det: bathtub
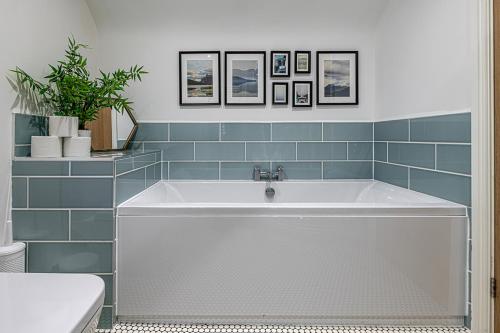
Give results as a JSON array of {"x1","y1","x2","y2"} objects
[{"x1": 117, "y1": 180, "x2": 467, "y2": 325}]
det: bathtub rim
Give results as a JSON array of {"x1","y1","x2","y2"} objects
[{"x1": 117, "y1": 180, "x2": 467, "y2": 217}]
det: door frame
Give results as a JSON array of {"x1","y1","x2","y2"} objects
[{"x1": 477, "y1": 0, "x2": 494, "y2": 332}]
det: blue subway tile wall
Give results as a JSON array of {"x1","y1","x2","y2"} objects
[
  {"x1": 373, "y1": 112, "x2": 472, "y2": 326},
  {"x1": 11, "y1": 159, "x2": 116, "y2": 328},
  {"x1": 132, "y1": 122, "x2": 375, "y2": 180},
  {"x1": 11, "y1": 150, "x2": 161, "y2": 329},
  {"x1": 115, "y1": 152, "x2": 162, "y2": 205},
  {"x1": 13, "y1": 115, "x2": 471, "y2": 326},
  {"x1": 374, "y1": 113, "x2": 471, "y2": 197},
  {"x1": 14, "y1": 114, "x2": 48, "y2": 156}
]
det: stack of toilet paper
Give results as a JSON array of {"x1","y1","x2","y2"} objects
[{"x1": 31, "y1": 116, "x2": 90, "y2": 158}]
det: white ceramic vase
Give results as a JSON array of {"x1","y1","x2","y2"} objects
[
  {"x1": 78, "y1": 130, "x2": 92, "y2": 138},
  {"x1": 31, "y1": 136, "x2": 62, "y2": 158},
  {"x1": 48, "y1": 116, "x2": 78, "y2": 137}
]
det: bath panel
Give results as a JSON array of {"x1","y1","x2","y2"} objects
[{"x1": 117, "y1": 181, "x2": 467, "y2": 325}]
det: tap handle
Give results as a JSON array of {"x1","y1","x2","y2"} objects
[
  {"x1": 253, "y1": 167, "x2": 261, "y2": 181},
  {"x1": 275, "y1": 165, "x2": 285, "y2": 181}
]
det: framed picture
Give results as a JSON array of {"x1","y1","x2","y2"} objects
[
  {"x1": 294, "y1": 51, "x2": 311, "y2": 74},
  {"x1": 272, "y1": 82, "x2": 288, "y2": 105},
  {"x1": 179, "y1": 51, "x2": 221, "y2": 105},
  {"x1": 292, "y1": 81, "x2": 313, "y2": 107},
  {"x1": 316, "y1": 51, "x2": 358, "y2": 105},
  {"x1": 270, "y1": 51, "x2": 290, "y2": 77},
  {"x1": 225, "y1": 51, "x2": 266, "y2": 105}
]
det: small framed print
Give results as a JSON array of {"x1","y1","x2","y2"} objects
[
  {"x1": 316, "y1": 51, "x2": 358, "y2": 105},
  {"x1": 179, "y1": 51, "x2": 221, "y2": 105},
  {"x1": 272, "y1": 82, "x2": 288, "y2": 105},
  {"x1": 270, "y1": 51, "x2": 290, "y2": 77},
  {"x1": 225, "y1": 51, "x2": 266, "y2": 105},
  {"x1": 292, "y1": 81, "x2": 313, "y2": 107},
  {"x1": 295, "y1": 51, "x2": 311, "y2": 74}
]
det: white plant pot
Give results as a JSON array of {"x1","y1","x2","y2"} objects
[
  {"x1": 49, "y1": 116, "x2": 78, "y2": 137},
  {"x1": 31, "y1": 136, "x2": 62, "y2": 158},
  {"x1": 78, "y1": 130, "x2": 92, "y2": 137},
  {"x1": 63, "y1": 137, "x2": 91, "y2": 157}
]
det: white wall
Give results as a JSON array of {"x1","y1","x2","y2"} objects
[
  {"x1": 87, "y1": 0, "x2": 389, "y2": 122},
  {"x1": 0, "y1": 0, "x2": 98, "y2": 242},
  {"x1": 375, "y1": 0, "x2": 473, "y2": 121}
]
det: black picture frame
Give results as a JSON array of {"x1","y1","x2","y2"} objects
[
  {"x1": 316, "y1": 51, "x2": 358, "y2": 105},
  {"x1": 270, "y1": 51, "x2": 291, "y2": 78},
  {"x1": 292, "y1": 81, "x2": 313, "y2": 107},
  {"x1": 294, "y1": 51, "x2": 311, "y2": 74},
  {"x1": 272, "y1": 82, "x2": 288, "y2": 105},
  {"x1": 225, "y1": 51, "x2": 267, "y2": 105},
  {"x1": 179, "y1": 51, "x2": 221, "y2": 106}
]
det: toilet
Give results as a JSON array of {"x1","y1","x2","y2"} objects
[{"x1": 0, "y1": 273, "x2": 105, "y2": 333}]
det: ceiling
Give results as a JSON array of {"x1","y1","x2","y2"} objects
[{"x1": 85, "y1": 0, "x2": 390, "y2": 32}]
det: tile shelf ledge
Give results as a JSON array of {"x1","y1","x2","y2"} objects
[{"x1": 13, "y1": 149, "x2": 161, "y2": 162}]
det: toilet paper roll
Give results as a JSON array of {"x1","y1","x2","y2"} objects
[
  {"x1": 31, "y1": 136, "x2": 62, "y2": 158},
  {"x1": 49, "y1": 116, "x2": 79, "y2": 137},
  {"x1": 63, "y1": 136, "x2": 91, "y2": 157}
]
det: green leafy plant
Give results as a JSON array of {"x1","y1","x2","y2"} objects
[{"x1": 11, "y1": 36, "x2": 147, "y2": 129}]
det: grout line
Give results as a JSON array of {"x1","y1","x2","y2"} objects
[
  {"x1": 23, "y1": 240, "x2": 113, "y2": 244},
  {"x1": 408, "y1": 168, "x2": 411, "y2": 189},
  {"x1": 377, "y1": 140, "x2": 471, "y2": 145},
  {"x1": 160, "y1": 159, "x2": 372, "y2": 163},
  {"x1": 12, "y1": 208, "x2": 113, "y2": 211},
  {"x1": 115, "y1": 162, "x2": 162, "y2": 177},
  {"x1": 25, "y1": 243, "x2": 29, "y2": 270},
  {"x1": 139, "y1": 140, "x2": 381, "y2": 144},
  {"x1": 68, "y1": 210, "x2": 72, "y2": 241},
  {"x1": 26, "y1": 177, "x2": 29, "y2": 208},
  {"x1": 372, "y1": 123, "x2": 375, "y2": 180},
  {"x1": 434, "y1": 144, "x2": 437, "y2": 170},
  {"x1": 13, "y1": 176, "x2": 114, "y2": 179},
  {"x1": 407, "y1": 119, "x2": 411, "y2": 141},
  {"x1": 381, "y1": 161, "x2": 471, "y2": 178}
]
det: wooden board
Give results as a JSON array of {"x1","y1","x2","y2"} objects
[{"x1": 85, "y1": 108, "x2": 113, "y2": 150}]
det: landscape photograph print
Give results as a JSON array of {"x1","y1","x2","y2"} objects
[
  {"x1": 271, "y1": 51, "x2": 290, "y2": 77},
  {"x1": 323, "y1": 59, "x2": 350, "y2": 97},
  {"x1": 272, "y1": 82, "x2": 288, "y2": 105},
  {"x1": 179, "y1": 51, "x2": 220, "y2": 105},
  {"x1": 295, "y1": 51, "x2": 311, "y2": 74},
  {"x1": 232, "y1": 60, "x2": 258, "y2": 97},
  {"x1": 187, "y1": 60, "x2": 213, "y2": 97},
  {"x1": 317, "y1": 51, "x2": 358, "y2": 105},
  {"x1": 225, "y1": 51, "x2": 266, "y2": 105},
  {"x1": 293, "y1": 81, "x2": 312, "y2": 107}
]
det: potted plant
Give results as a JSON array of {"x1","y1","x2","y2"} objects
[{"x1": 12, "y1": 36, "x2": 147, "y2": 157}]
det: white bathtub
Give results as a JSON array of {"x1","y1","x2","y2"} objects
[{"x1": 117, "y1": 180, "x2": 467, "y2": 325}]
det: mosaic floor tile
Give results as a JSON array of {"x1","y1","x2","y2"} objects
[{"x1": 95, "y1": 323, "x2": 469, "y2": 333}]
